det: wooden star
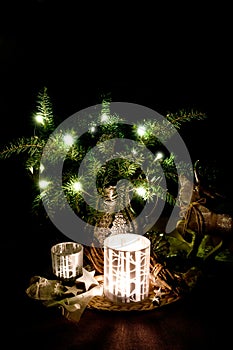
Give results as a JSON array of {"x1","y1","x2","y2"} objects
[
  {"x1": 76, "y1": 268, "x2": 99, "y2": 291},
  {"x1": 64, "y1": 285, "x2": 84, "y2": 296}
]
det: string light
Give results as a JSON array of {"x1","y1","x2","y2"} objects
[
  {"x1": 154, "y1": 152, "x2": 164, "y2": 161},
  {"x1": 63, "y1": 133, "x2": 75, "y2": 146},
  {"x1": 90, "y1": 126, "x2": 96, "y2": 133},
  {"x1": 72, "y1": 181, "x2": 82, "y2": 192},
  {"x1": 100, "y1": 113, "x2": 109, "y2": 123},
  {"x1": 39, "y1": 179, "x2": 50, "y2": 189},
  {"x1": 1, "y1": 88, "x2": 201, "y2": 227},
  {"x1": 135, "y1": 186, "x2": 147, "y2": 198},
  {"x1": 34, "y1": 113, "x2": 45, "y2": 125},
  {"x1": 137, "y1": 125, "x2": 146, "y2": 137}
]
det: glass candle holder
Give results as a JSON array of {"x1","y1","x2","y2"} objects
[
  {"x1": 104, "y1": 233, "x2": 151, "y2": 303},
  {"x1": 51, "y1": 242, "x2": 83, "y2": 283}
]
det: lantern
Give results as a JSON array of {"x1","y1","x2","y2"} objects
[{"x1": 104, "y1": 234, "x2": 150, "y2": 303}]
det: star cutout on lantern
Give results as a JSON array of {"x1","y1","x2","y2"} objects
[{"x1": 76, "y1": 268, "x2": 99, "y2": 291}]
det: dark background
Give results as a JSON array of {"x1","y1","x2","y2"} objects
[
  {"x1": 1, "y1": 2, "x2": 232, "y2": 349},
  {"x1": 1, "y1": 1, "x2": 231, "y2": 154},
  {"x1": 1, "y1": 1, "x2": 232, "y2": 225}
]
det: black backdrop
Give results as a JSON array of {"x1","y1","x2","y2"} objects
[{"x1": 1, "y1": 2, "x2": 232, "y2": 349}]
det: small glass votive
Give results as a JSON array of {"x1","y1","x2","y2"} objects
[{"x1": 51, "y1": 242, "x2": 83, "y2": 283}]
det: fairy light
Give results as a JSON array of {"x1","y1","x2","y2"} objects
[
  {"x1": 137, "y1": 125, "x2": 146, "y2": 137},
  {"x1": 101, "y1": 113, "x2": 109, "y2": 123},
  {"x1": 72, "y1": 181, "x2": 82, "y2": 192},
  {"x1": 135, "y1": 186, "x2": 147, "y2": 198},
  {"x1": 154, "y1": 152, "x2": 164, "y2": 161},
  {"x1": 34, "y1": 113, "x2": 45, "y2": 125},
  {"x1": 63, "y1": 133, "x2": 75, "y2": 146},
  {"x1": 90, "y1": 125, "x2": 96, "y2": 133},
  {"x1": 39, "y1": 179, "x2": 50, "y2": 189}
]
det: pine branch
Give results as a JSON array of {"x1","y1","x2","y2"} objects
[
  {"x1": 165, "y1": 109, "x2": 207, "y2": 129},
  {"x1": 1, "y1": 87, "x2": 209, "y2": 224},
  {"x1": 0, "y1": 136, "x2": 45, "y2": 160},
  {"x1": 34, "y1": 86, "x2": 55, "y2": 133}
]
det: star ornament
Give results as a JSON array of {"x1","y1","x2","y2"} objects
[
  {"x1": 76, "y1": 268, "x2": 99, "y2": 291},
  {"x1": 64, "y1": 285, "x2": 83, "y2": 296}
]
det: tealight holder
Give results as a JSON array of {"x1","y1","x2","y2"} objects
[
  {"x1": 51, "y1": 242, "x2": 83, "y2": 283},
  {"x1": 104, "y1": 233, "x2": 151, "y2": 303}
]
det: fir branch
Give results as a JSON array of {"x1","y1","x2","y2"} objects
[
  {"x1": 34, "y1": 86, "x2": 55, "y2": 133},
  {"x1": 1, "y1": 88, "x2": 209, "y2": 223},
  {"x1": 150, "y1": 184, "x2": 177, "y2": 207},
  {"x1": 65, "y1": 143, "x2": 86, "y2": 162},
  {"x1": 31, "y1": 193, "x2": 43, "y2": 214},
  {"x1": 0, "y1": 136, "x2": 45, "y2": 160},
  {"x1": 165, "y1": 109, "x2": 207, "y2": 129}
]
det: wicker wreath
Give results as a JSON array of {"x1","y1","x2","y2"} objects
[{"x1": 83, "y1": 244, "x2": 199, "y2": 311}]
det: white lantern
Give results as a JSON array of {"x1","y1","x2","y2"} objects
[
  {"x1": 51, "y1": 242, "x2": 83, "y2": 282},
  {"x1": 104, "y1": 234, "x2": 151, "y2": 303}
]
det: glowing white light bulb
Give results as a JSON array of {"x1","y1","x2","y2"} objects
[
  {"x1": 137, "y1": 125, "x2": 146, "y2": 137},
  {"x1": 154, "y1": 152, "x2": 164, "y2": 161},
  {"x1": 39, "y1": 180, "x2": 50, "y2": 189},
  {"x1": 72, "y1": 181, "x2": 82, "y2": 192},
  {"x1": 136, "y1": 186, "x2": 147, "y2": 198},
  {"x1": 101, "y1": 113, "x2": 109, "y2": 122},
  {"x1": 35, "y1": 113, "x2": 44, "y2": 125},
  {"x1": 90, "y1": 126, "x2": 96, "y2": 133},
  {"x1": 63, "y1": 133, "x2": 74, "y2": 146}
]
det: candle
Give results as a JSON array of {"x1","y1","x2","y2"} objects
[
  {"x1": 104, "y1": 234, "x2": 151, "y2": 303},
  {"x1": 51, "y1": 242, "x2": 83, "y2": 282}
]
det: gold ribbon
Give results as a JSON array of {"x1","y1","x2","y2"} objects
[{"x1": 180, "y1": 197, "x2": 206, "y2": 235}]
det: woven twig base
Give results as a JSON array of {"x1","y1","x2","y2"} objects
[{"x1": 87, "y1": 276, "x2": 181, "y2": 312}]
